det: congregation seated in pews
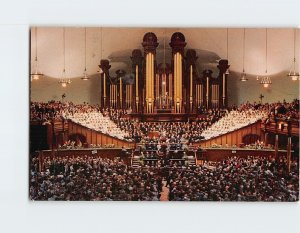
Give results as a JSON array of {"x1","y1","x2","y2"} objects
[
  {"x1": 167, "y1": 156, "x2": 299, "y2": 201},
  {"x1": 30, "y1": 155, "x2": 163, "y2": 201},
  {"x1": 29, "y1": 153, "x2": 299, "y2": 201},
  {"x1": 264, "y1": 99, "x2": 299, "y2": 121}
]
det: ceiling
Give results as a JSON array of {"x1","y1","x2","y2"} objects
[{"x1": 30, "y1": 27, "x2": 300, "y2": 80}]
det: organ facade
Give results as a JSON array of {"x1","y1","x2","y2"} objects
[{"x1": 99, "y1": 32, "x2": 230, "y2": 115}]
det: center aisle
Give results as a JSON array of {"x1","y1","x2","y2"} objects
[{"x1": 160, "y1": 181, "x2": 169, "y2": 201}]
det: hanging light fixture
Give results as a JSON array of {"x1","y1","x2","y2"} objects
[
  {"x1": 225, "y1": 28, "x2": 230, "y2": 75},
  {"x1": 59, "y1": 28, "x2": 69, "y2": 87},
  {"x1": 240, "y1": 28, "x2": 248, "y2": 81},
  {"x1": 260, "y1": 28, "x2": 272, "y2": 88},
  {"x1": 287, "y1": 28, "x2": 300, "y2": 81},
  {"x1": 30, "y1": 27, "x2": 43, "y2": 81},
  {"x1": 66, "y1": 28, "x2": 72, "y2": 85},
  {"x1": 97, "y1": 27, "x2": 103, "y2": 74},
  {"x1": 81, "y1": 27, "x2": 90, "y2": 81}
]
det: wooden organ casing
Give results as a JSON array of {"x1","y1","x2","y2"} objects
[{"x1": 98, "y1": 32, "x2": 229, "y2": 114}]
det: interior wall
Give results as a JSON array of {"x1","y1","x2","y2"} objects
[{"x1": 30, "y1": 27, "x2": 300, "y2": 106}]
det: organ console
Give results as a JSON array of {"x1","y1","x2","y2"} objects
[{"x1": 98, "y1": 32, "x2": 230, "y2": 115}]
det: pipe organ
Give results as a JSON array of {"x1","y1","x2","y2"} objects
[
  {"x1": 156, "y1": 63, "x2": 172, "y2": 110},
  {"x1": 131, "y1": 49, "x2": 143, "y2": 113},
  {"x1": 142, "y1": 33, "x2": 158, "y2": 113},
  {"x1": 170, "y1": 33, "x2": 186, "y2": 113},
  {"x1": 98, "y1": 59, "x2": 111, "y2": 108},
  {"x1": 99, "y1": 32, "x2": 229, "y2": 115},
  {"x1": 186, "y1": 49, "x2": 198, "y2": 113},
  {"x1": 211, "y1": 84, "x2": 219, "y2": 109},
  {"x1": 110, "y1": 84, "x2": 117, "y2": 108},
  {"x1": 195, "y1": 84, "x2": 204, "y2": 107},
  {"x1": 125, "y1": 85, "x2": 133, "y2": 109}
]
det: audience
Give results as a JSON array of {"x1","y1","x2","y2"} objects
[
  {"x1": 168, "y1": 156, "x2": 299, "y2": 201},
  {"x1": 30, "y1": 156, "x2": 162, "y2": 201},
  {"x1": 29, "y1": 100, "x2": 299, "y2": 201},
  {"x1": 29, "y1": 154, "x2": 299, "y2": 201}
]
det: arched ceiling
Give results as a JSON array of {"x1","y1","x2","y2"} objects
[{"x1": 30, "y1": 27, "x2": 300, "y2": 80}]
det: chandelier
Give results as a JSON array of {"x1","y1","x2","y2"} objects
[
  {"x1": 260, "y1": 76, "x2": 272, "y2": 88},
  {"x1": 30, "y1": 27, "x2": 43, "y2": 81},
  {"x1": 97, "y1": 27, "x2": 103, "y2": 74},
  {"x1": 81, "y1": 28, "x2": 90, "y2": 81},
  {"x1": 287, "y1": 29, "x2": 300, "y2": 81},
  {"x1": 240, "y1": 28, "x2": 248, "y2": 81},
  {"x1": 59, "y1": 69, "x2": 68, "y2": 87},
  {"x1": 240, "y1": 71, "x2": 247, "y2": 82},
  {"x1": 225, "y1": 28, "x2": 230, "y2": 74},
  {"x1": 260, "y1": 28, "x2": 272, "y2": 88},
  {"x1": 59, "y1": 28, "x2": 71, "y2": 87}
]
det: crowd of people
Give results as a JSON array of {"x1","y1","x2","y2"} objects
[
  {"x1": 29, "y1": 100, "x2": 299, "y2": 201},
  {"x1": 29, "y1": 154, "x2": 299, "y2": 201},
  {"x1": 267, "y1": 99, "x2": 299, "y2": 120},
  {"x1": 168, "y1": 156, "x2": 299, "y2": 201},
  {"x1": 201, "y1": 109, "x2": 268, "y2": 140},
  {"x1": 30, "y1": 156, "x2": 162, "y2": 201},
  {"x1": 110, "y1": 109, "x2": 226, "y2": 143},
  {"x1": 30, "y1": 101, "x2": 101, "y2": 123},
  {"x1": 237, "y1": 99, "x2": 299, "y2": 121}
]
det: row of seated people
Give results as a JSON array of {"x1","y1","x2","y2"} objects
[
  {"x1": 30, "y1": 155, "x2": 163, "y2": 201},
  {"x1": 133, "y1": 145, "x2": 195, "y2": 168},
  {"x1": 233, "y1": 99, "x2": 299, "y2": 120},
  {"x1": 31, "y1": 99, "x2": 299, "y2": 124},
  {"x1": 30, "y1": 101, "x2": 101, "y2": 123},
  {"x1": 262, "y1": 99, "x2": 299, "y2": 121},
  {"x1": 139, "y1": 151, "x2": 190, "y2": 160},
  {"x1": 58, "y1": 140, "x2": 117, "y2": 149},
  {"x1": 142, "y1": 159, "x2": 189, "y2": 168},
  {"x1": 141, "y1": 142, "x2": 184, "y2": 151},
  {"x1": 123, "y1": 112, "x2": 225, "y2": 143},
  {"x1": 167, "y1": 155, "x2": 299, "y2": 201}
]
